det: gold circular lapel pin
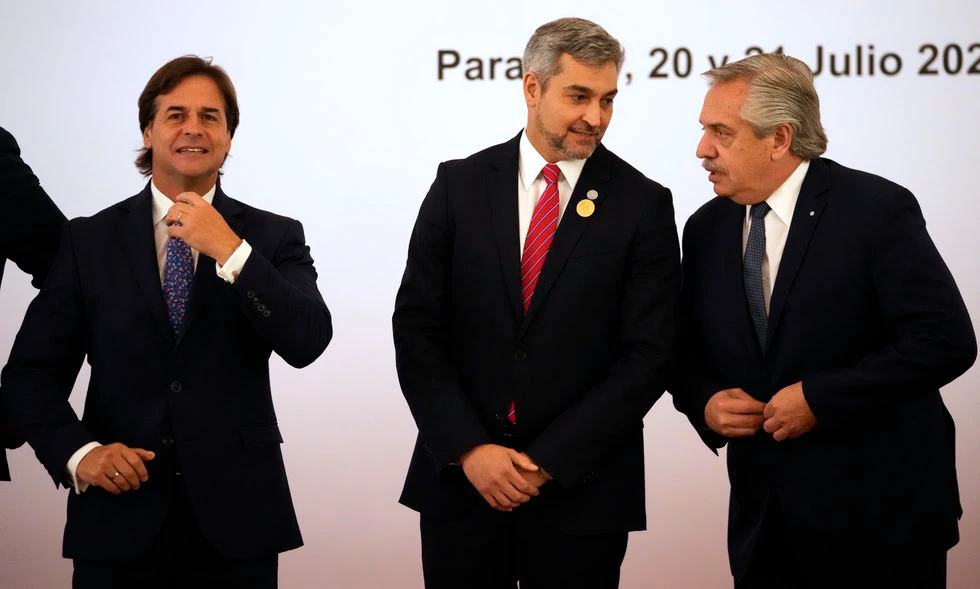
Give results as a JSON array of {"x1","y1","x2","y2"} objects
[{"x1": 576, "y1": 199, "x2": 595, "y2": 218}]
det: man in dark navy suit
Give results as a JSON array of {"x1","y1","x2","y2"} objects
[
  {"x1": 2, "y1": 56, "x2": 332, "y2": 588},
  {"x1": 671, "y1": 53, "x2": 976, "y2": 589},
  {"x1": 394, "y1": 17, "x2": 680, "y2": 589},
  {"x1": 0, "y1": 126, "x2": 66, "y2": 481}
]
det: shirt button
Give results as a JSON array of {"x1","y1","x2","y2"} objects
[
  {"x1": 514, "y1": 350, "x2": 527, "y2": 361},
  {"x1": 170, "y1": 381, "x2": 182, "y2": 393}
]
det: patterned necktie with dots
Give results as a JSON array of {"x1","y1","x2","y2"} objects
[
  {"x1": 743, "y1": 202, "x2": 771, "y2": 352},
  {"x1": 163, "y1": 237, "x2": 193, "y2": 336}
]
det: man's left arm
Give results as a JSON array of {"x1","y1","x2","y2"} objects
[
  {"x1": 524, "y1": 185, "x2": 681, "y2": 487},
  {"x1": 167, "y1": 193, "x2": 332, "y2": 368},
  {"x1": 770, "y1": 187, "x2": 976, "y2": 437}
]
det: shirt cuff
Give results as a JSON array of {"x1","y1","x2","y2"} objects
[
  {"x1": 215, "y1": 239, "x2": 252, "y2": 284},
  {"x1": 66, "y1": 441, "x2": 102, "y2": 494}
]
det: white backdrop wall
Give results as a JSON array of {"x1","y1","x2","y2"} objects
[{"x1": 0, "y1": 1, "x2": 977, "y2": 587}]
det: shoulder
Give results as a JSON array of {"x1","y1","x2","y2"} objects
[{"x1": 817, "y1": 157, "x2": 919, "y2": 216}]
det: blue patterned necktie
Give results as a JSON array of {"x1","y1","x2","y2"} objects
[
  {"x1": 743, "y1": 202, "x2": 771, "y2": 352},
  {"x1": 163, "y1": 237, "x2": 194, "y2": 336}
]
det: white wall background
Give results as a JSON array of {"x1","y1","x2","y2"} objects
[{"x1": 0, "y1": 1, "x2": 977, "y2": 587}]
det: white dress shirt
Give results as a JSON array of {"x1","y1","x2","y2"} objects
[
  {"x1": 517, "y1": 130, "x2": 587, "y2": 253},
  {"x1": 66, "y1": 180, "x2": 253, "y2": 493},
  {"x1": 742, "y1": 160, "x2": 810, "y2": 312}
]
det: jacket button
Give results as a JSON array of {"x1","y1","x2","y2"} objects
[
  {"x1": 161, "y1": 435, "x2": 174, "y2": 447},
  {"x1": 514, "y1": 350, "x2": 527, "y2": 361},
  {"x1": 263, "y1": 310, "x2": 271, "y2": 318},
  {"x1": 170, "y1": 381, "x2": 182, "y2": 393}
]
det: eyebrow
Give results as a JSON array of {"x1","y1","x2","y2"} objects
[
  {"x1": 164, "y1": 106, "x2": 222, "y2": 114},
  {"x1": 564, "y1": 84, "x2": 618, "y2": 98}
]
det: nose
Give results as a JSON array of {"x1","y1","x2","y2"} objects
[
  {"x1": 582, "y1": 99, "x2": 602, "y2": 128},
  {"x1": 696, "y1": 131, "x2": 715, "y2": 159},
  {"x1": 182, "y1": 116, "x2": 203, "y2": 136}
]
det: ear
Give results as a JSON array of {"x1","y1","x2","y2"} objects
[
  {"x1": 523, "y1": 71, "x2": 540, "y2": 107},
  {"x1": 770, "y1": 123, "x2": 794, "y2": 160},
  {"x1": 142, "y1": 126, "x2": 153, "y2": 149}
]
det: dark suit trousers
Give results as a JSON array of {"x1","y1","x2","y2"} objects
[
  {"x1": 421, "y1": 501, "x2": 628, "y2": 589},
  {"x1": 736, "y1": 497, "x2": 947, "y2": 589},
  {"x1": 72, "y1": 476, "x2": 277, "y2": 589}
]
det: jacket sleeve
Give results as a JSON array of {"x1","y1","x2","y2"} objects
[{"x1": 392, "y1": 162, "x2": 493, "y2": 472}]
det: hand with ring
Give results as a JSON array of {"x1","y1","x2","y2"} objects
[{"x1": 76, "y1": 442, "x2": 156, "y2": 495}]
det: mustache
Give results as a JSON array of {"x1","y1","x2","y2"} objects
[
  {"x1": 702, "y1": 159, "x2": 726, "y2": 174},
  {"x1": 570, "y1": 123, "x2": 598, "y2": 136}
]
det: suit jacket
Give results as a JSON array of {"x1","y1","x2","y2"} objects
[
  {"x1": 1, "y1": 184, "x2": 332, "y2": 560},
  {"x1": 0, "y1": 126, "x2": 66, "y2": 481},
  {"x1": 393, "y1": 133, "x2": 680, "y2": 534},
  {"x1": 671, "y1": 158, "x2": 977, "y2": 577}
]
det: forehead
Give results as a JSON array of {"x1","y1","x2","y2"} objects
[
  {"x1": 550, "y1": 53, "x2": 618, "y2": 92},
  {"x1": 156, "y1": 75, "x2": 225, "y2": 110},
  {"x1": 700, "y1": 79, "x2": 749, "y2": 124}
]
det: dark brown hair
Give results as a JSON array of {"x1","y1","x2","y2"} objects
[{"x1": 135, "y1": 55, "x2": 240, "y2": 176}]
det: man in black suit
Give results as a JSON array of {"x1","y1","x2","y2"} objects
[
  {"x1": 1, "y1": 56, "x2": 332, "y2": 588},
  {"x1": 393, "y1": 17, "x2": 680, "y2": 589},
  {"x1": 671, "y1": 53, "x2": 976, "y2": 589},
  {"x1": 0, "y1": 126, "x2": 66, "y2": 481}
]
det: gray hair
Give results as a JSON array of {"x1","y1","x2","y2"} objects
[
  {"x1": 704, "y1": 53, "x2": 828, "y2": 159},
  {"x1": 523, "y1": 17, "x2": 624, "y2": 89}
]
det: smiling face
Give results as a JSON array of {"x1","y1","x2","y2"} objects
[
  {"x1": 524, "y1": 53, "x2": 619, "y2": 162},
  {"x1": 141, "y1": 74, "x2": 232, "y2": 197}
]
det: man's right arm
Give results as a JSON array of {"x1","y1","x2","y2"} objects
[
  {"x1": 670, "y1": 219, "x2": 763, "y2": 448},
  {"x1": 392, "y1": 163, "x2": 537, "y2": 510}
]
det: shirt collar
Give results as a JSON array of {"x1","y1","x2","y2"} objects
[
  {"x1": 518, "y1": 129, "x2": 587, "y2": 192},
  {"x1": 150, "y1": 180, "x2": 217, "y2": 226},
  {"x1": 752, "y1": 160, "x2": 810, "y2": 225}
]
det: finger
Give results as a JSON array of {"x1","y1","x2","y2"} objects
[
  {"x1": 723, "y1": 426, "x2": 762, "y2": 437},
  {"x1": 119, "y1": 451, "x2": 147, "y2": 484},
  {"x1": 166, "y1": 225, "x2": 188, "y2": 240},
  {"x1": 175, "y1": 192, "x2": 202, "y2": 205},
  {"x1": 102, "y1": 471, "x2": 126, "y2": 494},
  {"x1": 112, "y1": 459, "x2": 141, "y2": 490},
  {"x1": 510, "y1": 451, "x2": 538, "y2": 472},
  {"x1": 491, "y1": 490, "x2": 516, "y2": 510},
  {"x1": 772, "y1": 427, "x2": 790, "y2": 442},
  {"x1": 724, "y1": 414, "x2": 764, "y2": 430},
  {"x1": 499, "y1": 481, "x2": 532, "y2": 504},
  {"x1": 506, "y1": 469, "x2": 539, "y2": 497},
  {"x1": 762, "y1": 403, "x2": 775, "y2": 419},
  {"x1": 763, "y1": 417, "x2": 779, "y2": 433},
  {"x1": 728, "y1": 400, "x2": 766, "y2": 414},
  {"x1": 134, "y1": 449, "x2": 156, "y2": 461},
  {"x1": 124, "y1": 450, "x2": 151, "y2": 481}
]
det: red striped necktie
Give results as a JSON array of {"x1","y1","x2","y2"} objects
[{"x1": 509, "y1": 163, "x2": 561, "y2": 424}]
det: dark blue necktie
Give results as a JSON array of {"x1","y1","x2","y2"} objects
[
  {"x1": 163, "y1": 237, "x2": 193, "y2": 336},
  {"x1": 744, "y1": 202, "x2": 771, "y2": 352}
]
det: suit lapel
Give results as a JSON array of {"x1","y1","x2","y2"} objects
[
  {"x1": 519, "y1": 144, "x2": 611, "y2": 337},
  {"x1": 177, "y1": 186, "x2": 244, "y2": 346},
  {"x1": 487, "y1": 135, "x2": 524, "y2": 323},
  {"x1": 118, "y1": 186, "x2": 173, "y2": 343},
  {"x1": 767, "y1": 159, "x2": 830, "y2": 342}
]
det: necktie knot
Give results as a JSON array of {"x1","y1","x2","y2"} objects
[
  {"x1": 751, "y1": 201, "x2": 771, "y2": 220},
  {"x1": 541, "y1": 163, "x2": 560, "y2": 186}
]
